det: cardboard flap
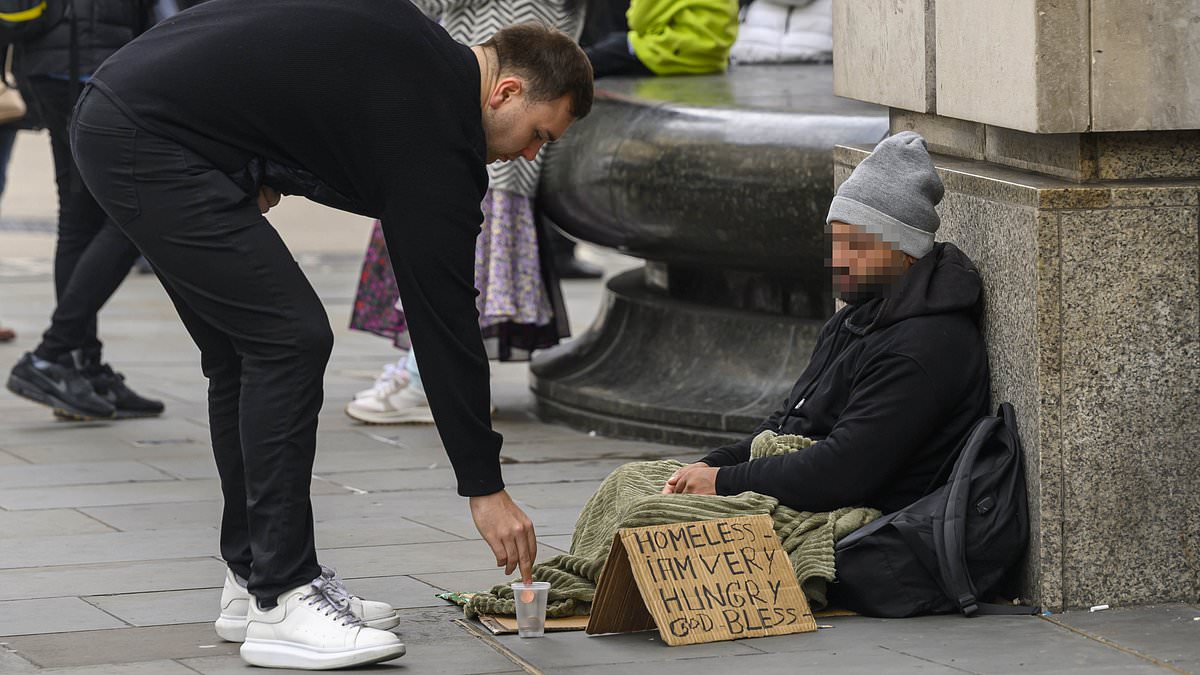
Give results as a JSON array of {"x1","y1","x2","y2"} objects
[{"x1": 586, "y1": 532, "x2": 658, "y2": 635}]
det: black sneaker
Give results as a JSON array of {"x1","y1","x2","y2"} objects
[
  {"x1": 7, "y1": 352, "x2": 116, "y2": 420},
  {"x1": 81, "y1": 362, "x2": 165, "y2": 419}
]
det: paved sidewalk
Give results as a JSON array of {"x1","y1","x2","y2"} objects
[{"x1": 0, "y1": 146, "x2": 1196, "y2": 672}]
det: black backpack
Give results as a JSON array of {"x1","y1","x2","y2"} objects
[
  {"x1": 0, "y1": 0, "x2": 64, "y2": 41},
  {"x1": 829, "y1": 402, "x2": 1038, "y2": 617}
]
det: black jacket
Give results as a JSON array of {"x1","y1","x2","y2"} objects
[
  {"x1": 14, "y1": 0, "x2": 151, "y2": 79},
  {"x1": 700, "y1": 243, "x2": 990, "y2": 514}
]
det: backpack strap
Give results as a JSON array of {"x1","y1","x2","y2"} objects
[
  {"x1": 933, "y1": 415, "x2": 998, "y2": 617},
  {"x1": 0, "y1": 1, "x2": 47, "y2": 24},
  {"x1": 935, "y1": 411, "x2": 1039, "y2": 617}
]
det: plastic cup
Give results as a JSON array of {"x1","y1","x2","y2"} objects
[{"x1": 510, "y1": 581, "x2": 551, "y2": 638}]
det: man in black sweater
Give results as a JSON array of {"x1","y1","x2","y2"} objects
[
  {"x1": 70, "y1": 1, "x2": 592, "y2": 669},
  {"x1": 665, "y1": 132, "x2": 990, "y2": 517}
]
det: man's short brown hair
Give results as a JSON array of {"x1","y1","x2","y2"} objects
[{"x1": 481, "y1": 22, "x2": 594, "y2": 119}]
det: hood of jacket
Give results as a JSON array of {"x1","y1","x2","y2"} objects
[{"x1": 844, "y1": 242, "x2": 983, "y2": 336}]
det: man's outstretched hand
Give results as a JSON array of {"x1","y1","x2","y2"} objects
[
  {"x1": 662, "y1": 462, "x2": 719, "y2": 495},
  {"x1": 469, "y1": 490, "x2": 537, "y2": 583}
]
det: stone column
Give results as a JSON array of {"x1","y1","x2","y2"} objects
[{"x1": 833, "y1": 0, "x2": 1200, "y2": 610}]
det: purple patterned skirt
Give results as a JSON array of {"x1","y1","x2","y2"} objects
[{"x1": 349, "y1": 189, "x2": 567, "y2": 361}]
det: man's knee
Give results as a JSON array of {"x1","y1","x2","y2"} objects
[{"x1": 293, "y1": 317, "x2": 334, "y2": 365}]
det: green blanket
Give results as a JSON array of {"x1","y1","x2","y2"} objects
[{"x1": 463, "y1": 431, "x2": 880, "y2": 618}]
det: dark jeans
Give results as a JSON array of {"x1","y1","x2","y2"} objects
[
  {"x1": 0, "y1": 124, "x2": 17, "y2": 196},
  {"x1": 25, "y1": 77, "x2": 141, "y2": 363},
  {"x1": 72, "y1": 85, "x2": 327, "y2": 605},
  {"x1": 579, "y1": 0, "x2": 631, "y2": 49},
  {"x1": 585, "y1": 32, "x2": 653, "y2": 78}
]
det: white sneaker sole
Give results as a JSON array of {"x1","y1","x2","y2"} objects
[
  {"x1": 217, "y1": 612, "x2": 400, "y2": 643},
  {"x1": 344, "y1": 405, "x2": 435, "y2": 425},
  {"x1": 241, "y1": 638, "x2": 405, "y2": 670}
]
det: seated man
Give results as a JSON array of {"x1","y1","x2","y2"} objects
[
  {"x1": 458, "y1": 131, "x2": 988, "y2": 621},
  {"x1": 665, "y1": 130, "x2": 990, "y2": 515}
]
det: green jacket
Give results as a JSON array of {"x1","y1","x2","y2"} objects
[{"x1": 627, "y1": 0, "x2": 739, "y2": 75}]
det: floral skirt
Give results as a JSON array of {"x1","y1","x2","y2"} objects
[{"x1": 349, "y1": 189, "x2": 567, "y2": 361}]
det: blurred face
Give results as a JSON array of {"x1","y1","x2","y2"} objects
[
  {"x1": 827, "y1": 220, "x2": 912, "y2": 304},
  {"x1": 481, "y1": 76, "x2": 575, "y2": 163}
]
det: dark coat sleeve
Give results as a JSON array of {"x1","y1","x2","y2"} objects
[
  {"x1": 380, "y1": 153, "x2": 503, "y2": 498},
  {"x1": 713, "y1": 352, "x2": 947, "y2": 511}
]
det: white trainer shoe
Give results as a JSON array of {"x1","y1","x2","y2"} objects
[
  {"x1": 353, "y1": 358, "x2": 409, "y2": 401},
  {"x1": 240, "y1": 577, "x2": 405, "y2": 670},
  {"x1": 215, "y1": 566, "x2": 399, "y2": 643},
  {"x1": 345, "y1": 382, "x2": 435, "y2": 425}
]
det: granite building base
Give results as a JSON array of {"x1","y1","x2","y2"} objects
[{"x1": 835, "y1": 146, "x2": 1200, "y2": 611}]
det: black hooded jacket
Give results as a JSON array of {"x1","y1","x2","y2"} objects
[
  {"x1": 700, "y1": 243, "x2": 990, "y2": 514},
  {"x1": 13, "y1": 0, "x2": 152, "y2": 79}
]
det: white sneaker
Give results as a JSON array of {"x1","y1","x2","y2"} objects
[
  {"x1": 215, "y1": 566, "x2": 400, "y2": 642},
  {"x1": 353, "y1": 358, "x2": 410, "y2": 401},
  {"x1": 345, "y1": 383, "x2": 435, "y2": 424},
  {"x1": 240, "y1": 577, "x2": 405, "y2": 670}
]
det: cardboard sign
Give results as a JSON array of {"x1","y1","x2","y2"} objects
[{"x1": 587, "y1": 514, "x2": 817, "y2": 646}]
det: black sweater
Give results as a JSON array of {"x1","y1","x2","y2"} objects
[
  {"x1": 91, "y1": 0, "x2": 504, "y2": 497},
  {"x1": 701, "y1": 243, "x2": 990, "y2": 514}
]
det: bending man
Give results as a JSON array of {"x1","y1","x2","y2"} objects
[{"x1": 71, "y1": 0, "x2": 593, "y2": 669}]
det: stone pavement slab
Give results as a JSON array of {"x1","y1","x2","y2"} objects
[
  {"x1": 488, "y1": 626, "x2": 765, "y2": 669},
  {"x1": 84, "y1": 588, "x2": 221, "y2": 627},
  {"x1": 1049, "y1": 605, "x2": 1200, "y2": 673},
  {"x1": 0, "y1": 475, "x2": 352, "y2": 511},
  {"x1": 404, "y1": 504, "x2": 584, "y2": 541},
  {"x1": 0, "y1": 460, "x2": 170, "y2": 488},
  {"x1": 0, "y1": 558, "x2": 226, "y2": 602},
  {"x1": 318, "y1": 541, "x2": 501, "y2": 578},
  {"x1": 0, "y1": 508, "x2": 116, "y2": 537},
  {"x1": 0, "y1": 479, "x2": 226, "y2": 510},
  {"x1": 0, "y1": 438, "x2": 215, "y2": 464},
  {"x1": 0, "y1": 597, "x2": 127, "y2": 637},
  {"x1": 0, "y1": 527, "x2": 219, "y2": 569},
  {"x1": 491, "y1": 613, "x2": 1184, "y2": 674},
  {"x1": 413, "y1": 570, "x2": 521, "y2": 595},
  {"x1": 1, "y1": 623, "x2": 240, "y2": 668},
  {"x1": 313, "y1": 516, "x2": 465, "y2": 549},
  {"x1": 14, "y1": 661, "x2": 198, "y2": 675},
  {"x1": 505, "y1": 481, "x2": 605, "y2": 509},
  {"x1": 79, "y1": 500, "x2": 224, "y2": 531},
  {"x1": 537, "y1": 534, "x2": 574, "y2": 553}
]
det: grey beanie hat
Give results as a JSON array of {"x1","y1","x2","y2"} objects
[{"x1": 826, "y1": 131, "x2": 944, "y2": 258}]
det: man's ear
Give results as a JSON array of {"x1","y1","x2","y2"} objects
[{"x1": 488, "y1": 76, "x2": 524, "y2": 109}]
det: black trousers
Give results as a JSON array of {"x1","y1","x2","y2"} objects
[
  {"x1": 25, "y1": 77, "x2": 141, "y2": 363},
  {"x1": 72, "y1": 85, "x2": 327, "y2": 605}
]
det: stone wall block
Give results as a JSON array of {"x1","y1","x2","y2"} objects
[
  {"x1": 1058, "y1": 204, "x2": 1200, "y2": 606},
  {"x1": 935, "y1": 0, "x2": 1090, "y2": 133},
  {"x1": 1091, "y1": 0, "x2": 1200, "y2": 131},
  {"x1": 832, "y1": 0, "x2": 934, "y2": 112}
]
